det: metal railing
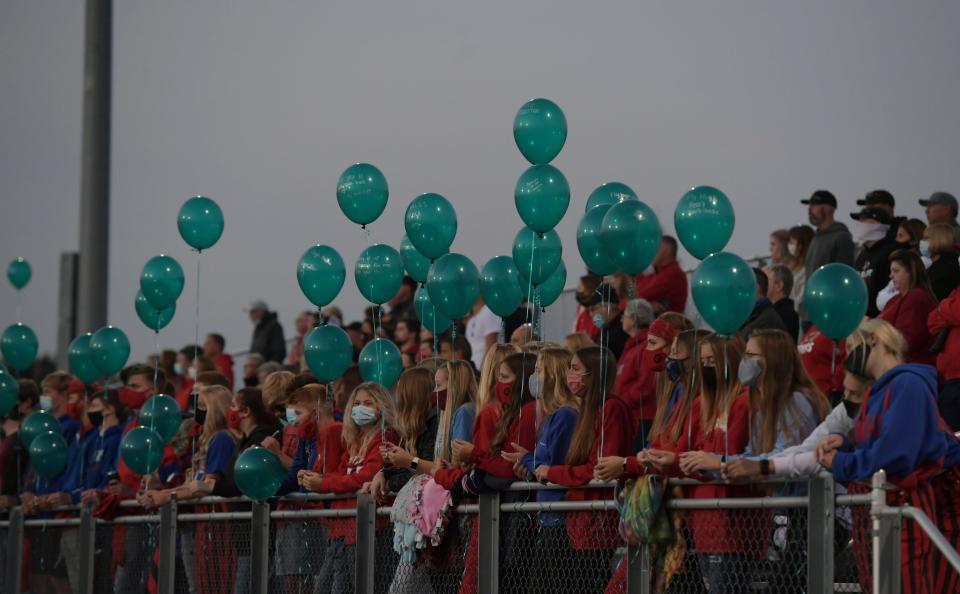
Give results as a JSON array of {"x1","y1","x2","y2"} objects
[{"x1": 1, "y1": 470, "x2": 957, "y2": 594}]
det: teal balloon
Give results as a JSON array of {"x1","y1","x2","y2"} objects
[
  {"x1": 178, "y1": 196, "x2": 224, "y2": 251},
  {"x1": 585, "y1": 182, "x2": 637, "y2": 212},
  {"x1": 691, "y1": 252, "x2": 757, "y2": 336},
  {"x1": 355, "y1": 244, "x2": 403, "y2": 305},
  {"x1": 29, "y1": 432, "x2": 68, "y2": 478},
  {"x1": 120, "y1": 426, "x2": 164, "y2": 475},
  {"x1": 20, "y1": 411, "x2": 59, "y2": 448},
  {"x1": 1, "y1": 323, "x2": 38, "y2": 371},
  {"x1": 513, "y1": 98, "x2": 567, "y2": 165},
  {"x1": 68, "y1": 333, "x2": 100, "y2": 384},
  {"x1": 234, "y1": 446, "x2": 286, "y2": 500},
  {"x1": 297, "y1": 245, "x2": 345, "y2": 307},
  {"x1": 358, "y1": 339, "x2": 403, "y2": 387},
  {"x1": 404, "y1": 193, "x2": 457, "y2": 261},
  {"x1": 337, "y1": 163, "x2": 389, "y2": 227},
  {"x1": 804, "y1": 264, "x2": 869, "y2": 340},
  {"x1": 139, "y1": 394, "x2": 182, "y2": 444},
  {"x1": 414, "y1": 287, "x2": 453, "y2": 335},
  {"x1": 7, "y1": 258, "x2": 31, "y2": 290},
  {"x1": 303, "y1": 325, "x2": 352, "y2": 383},
  {"x1": 512, "y1": 228, "x2": 562, "y2": 286},
  {"x1": 135, "y1": 291, "x2": 175, "y2": 332},
  {"x1": 480, "y1": 256, "x2": 524, "y2": 318},
  {"x1": 600, "y1": 200, "x2": 662, "y2": 274},
  {"x1": 576, "y1": 204, "x2": 617, "y2": 275},
  {"x1": 89, "y1": 326, "x2": 130, "y2": 376},
  {"x1": 140, "y1": 255, "x2": 185, "y2": 311},
  {"x1": 515, "y1": 164, "x2": 570, "y2": 233},
  {"x1": 0, "y1": 364, "x2": 17, "y2": 416},
  {"x1": 537, "y1": 259, "x2": 567, "y2": 308},
  {"x1": 400, "y1": 235, "x2": 431, "y2": 284},
  {"x1": 427, "y1": 253, "x2": 479, "y2": 320},
  {"x1": 675, "y1": 186, "x2": 736, "y2": 260}
]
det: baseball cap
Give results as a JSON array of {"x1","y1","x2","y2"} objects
[
  {"x1": 919, "y1": 191, "x2": 958, "y2": 212},
  {"x1": 849, "y1": 207, "x2": 892, "y2": 225},
  {"x1": 856, "y1": 189, "x2": 895, "y2": 208},
  {"x1": 245, "y1": 300, "x2": 268, "y2": 312},
  {"x1": 801, "y1": 190, "x2": 837, "y2": 208}
]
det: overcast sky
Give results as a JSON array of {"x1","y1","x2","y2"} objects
[{"x1": 2, "y1": 0, "x2": 959, "y2": 364}]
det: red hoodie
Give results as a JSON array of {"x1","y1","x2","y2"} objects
[
  {"x1": 614, "y1": 331, "x2": 656, "y2": 427},
  {"x1": 879, "y1": 288, "x2": 937, "y2": 365},
  {"x1": 212, "y1": 354, "x2": 235, "y2": 389},
  {"x1": 928, "y1": 286, "x2": 960, "y2": 381},
  {"x1": 798, "y1": 327, "x2": 845, "y2": 397},
  {"x1": 634, "y1": 261, "x2": 688, "y2": 313},
  {"x1": 574, "y1": 307, "x2": 601, "y2": 342}
]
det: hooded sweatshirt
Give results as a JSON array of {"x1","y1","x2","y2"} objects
[{"x1": 803, "y1": 222, "x2": 855, "y2": 318}]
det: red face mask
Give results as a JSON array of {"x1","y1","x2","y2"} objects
[
  {"x1": 495, "y1": 381, "x2": 514, "y2": 404},
  {"x1": 119, "y1": 387, "x2": 150, "y2": 411},
  {"x1": 66, "y1": 400, "x2": 85, "y2": 420},
  {"x1": 297, "y1": 419, "x2": 318, "y2": 440},
  {"x1": 642, "y1": 347, "x2": 668, "y2": 373},
  {"x1": 226, "y1": 408, "x2": 242, "y2": 430}
]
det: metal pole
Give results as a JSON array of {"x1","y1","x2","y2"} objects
[
  {"x1": 626, "y1": 543, "x2": 650, "y2": 594},
  {"x1": 807, "y1": 472, "x2": 835, "y2": 593},
  {"x1": 77, "y1": 505, "x2": 97, "y2": 594},
  {"x1": 4, "y1": 508, "x2": 24, "y2": 594},
  {"x1": 76, "y1": 0, "x2": 111, "y2": 333},
  {"x1": 478, "y1": 492, "x2": 500, "y2": 594},
  {"x1": 157, "y1": 497, "x2": 177, "y2": 594},
  {"x1": 250, "y1": 500, "x2": 271, "y2": 594},
  {"x1": 354, "y1": 494, "x2": 376, "y2": 594},
  {"x1": 872, "y1": 470, "x2": 901, "y2": 594}
]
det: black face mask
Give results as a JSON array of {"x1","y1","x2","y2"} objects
[
  {"x1": 666, "y1": 358, "x2": 685, "y2": 383},
  {"x1": 87, "y1": 410, "x2": 104, "y2": 427},
  {"x1": 842, "y1": 399, "x2": 861, "y2": 419},
  {"x1": 195, "y1": 408, "x2": 207, "y2": 425},
  {"x1": 243, "y1": 377, "x2": 258, "y2": 388},
  {"x1": 701, "y1": 366, "x2": 718, "y2": 391},
  {"x1": 575, "y1": 291, "x2": 593, "y2": 307}
]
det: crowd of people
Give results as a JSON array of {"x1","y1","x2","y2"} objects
[{"x1": 1, "y1": 188, "x2": 960, "y2": 593}]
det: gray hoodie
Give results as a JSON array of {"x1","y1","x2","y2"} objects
[{"x1": 804, "y1": 221, "x2": 855, "y2": 281}]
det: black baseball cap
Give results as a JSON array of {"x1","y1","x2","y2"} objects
[
  {"x1": 857, "y1": 189, "x2": 895, "y2": 208},
  {"x1": 801, "y1": 190, "x2": 837, "y2": 208},
  {"x1": 850, "y1": 207, "x2": 892, "y2": 225},
  {"x1": 919, "y1": 191, "x2": 958, "y2": 213}
]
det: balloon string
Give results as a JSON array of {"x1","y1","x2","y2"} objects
[
  {"x1": 190, "y1": 251, "x2": 201, "y2": 470},
  {"x1": 723, "y1": 340, "x2": 730, "y2": 458},
  {"x1": 15, "y1": 290, "x2": 22, "y2": 322},
  {"x1": 375, "y1": 306, "x2": 385, "y2": 442},
  {"x1": 599, "y1": 283, "x2": 610, "y2": 458}
]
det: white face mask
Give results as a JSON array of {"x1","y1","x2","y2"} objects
[
  {"x1": 39, "y1": 395, "x2": 53, "y2": 412},
  {"x1": 853, "y1": 221, "x2": 889, "y2": 244},
  {"x1": 787, "y1": 242, "x2": 799, "y2": 257},
  {"x1": 188, "y1": 366, "x2": 198, "y2": 380}
]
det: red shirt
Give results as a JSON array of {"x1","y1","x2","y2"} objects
[
  {"x1": 574, "y1": 307, "x2": 601, "y2": 342},
  {"x1": 212, "y1": 354, "x2": 234, "y2": 389},
  {"x1": 175, "y1": 379, "x2": 194, "y2": 412},
  {"x1": 634, "y1": 261, "x2": 688, "y2": 313},
  {"x1": 879, "y1": 288, "x2": 937, "y2": 365},
  {"x1": 614, "y1": 331, "x2": 656, "y2": 425},
  {"x1": 928, "y1": 287, "x2": 960, "y2": 381},
  {"x1": 798, "y1": 327, "x2": 845, "y2": 397}
]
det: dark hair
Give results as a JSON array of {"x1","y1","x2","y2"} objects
[
  {"x1": 121, "y1": 364, "x2": 165, "y2": 388},
  {"x1": 179, "y1": 345, "x2": 199, "y2": 362},
  {"x1": 889, "y1": 249, "x2": 937, "y2": 301},
  {"x1": 787, "y1": 225, "x2": 815, "y2": 270},
  {"x1": 898, "y1": 218, "x2": 927, "y2": 246},
  {"x1": 566, "y1": 347, "x2": 617, "y2": 465},
  {"x1": 234, "y1": 388, "x2": 276, "y2": 428},
  {"x1": 196, "y1": 371, "x2": 230, "y2": 388},
  {"x1": 17, "y1": 379, "x2": 39, "y2": 408},
  {"x1": 334, "y1": 366, "x2": 363, "y2": 412},
  {"x1": 91, "y1": 389, "x2": 129, "y2": 425},
  {"x1": 395, "y1": 317, "x2": 421, "y2": 336},
  {"x1": 401, "y1": 276, "x2": 418, "y2": 290},
  {"x1": 661, "y1": 235, "x2": 679, "y2": 258},
  {"x1": 207, "y1": 333, "x2": 226, "y2": 350},
  {"x1": 287, "y1": 373, "x2": 320, "y2": 396},
  {"x1": 489, "y1": 352, "x2": 537, "y2": 454},
  {"x1": 753, "y1": 268, "x2": 769, "y2": 296}
]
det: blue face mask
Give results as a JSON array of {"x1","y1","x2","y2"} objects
[
  {"x1": 665, "y1": 358, "x2": 685, "y2": 383},
  {"x1": 919, "y1": 240, "x2": 930, "y2": 258},
  {"x1": 351, "y1": 405, "x2": 378, "y2": 426},
  {"x1": 39, "y1": 395, "x2": 53, "y2": 412},
  {"x1": 738, "y1": 358, "x2": 763, "y2": 387},
  {"x1": 592, "y1": 314, "x2": 605, "y2": 329},
  {"x1": 528, "y1": 374, "x2": 541, "y2": 399},
  {"x1": 285, "y1": 408, "x2": 298, "y2": 425}
]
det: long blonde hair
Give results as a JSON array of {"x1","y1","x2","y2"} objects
[
  {"x1": 194, "y1": 385, "x2": 234, "y2": 477},
  {"x1": 341, "y1": 382, "x2": 396, "y2": 457},
  {"x1": 395, "y1": 368, "x2": 435, "y2": 454},
  {"x1": 858, "y1": 318, "x2": 906, "y2": 360},
  {"x1": 434, "y1": 360, "x2": 478, "y2": 461},
  {"x1": 476, "y1": 343, "x2": 520, "y2": 411},
  {"x1": 536, "y1": 348, "x2": 577, "y2": 419}
]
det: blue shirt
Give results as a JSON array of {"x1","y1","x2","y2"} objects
[
  {"x1": 450, "y1": 403, "x2": 476, "y2": 444},
  {"x1": 521, "y1": 406, "x2": 578, "y2": 527},
  {"x1": 277, "y1": 431, "x2": 320, "y2": 496},
  {"x1": 203, "y1": 431, "x2": 236, "y2": 479}
]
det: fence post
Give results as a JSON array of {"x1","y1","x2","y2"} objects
[
  {"x1": 872, "y1": 470, "x2": 901, "y2": 594},
  {"x1": 77, "y1": 504, "x2": 97, "y2": 594},
  {"x1": 808, "y1": 472, "x2": 835, "y2": 593},
  {"x1": 250, "y1": 500, "x2": 271, "y2": 594},
  {"x1": 478, "y1": 491, "x2": 500, "y2": 594},
  {"x1": 157, "y1": 496, "x2": 177, "y2": 594},
  {"x1": 4, "y1": 507, "x2": 23, "y2": 594},
  {"x1": 626, "y1": 542, "x2": 651, "y2": 594},
  {"x1": 355, "y1": 493, "x2": 376, "y2": 594}
]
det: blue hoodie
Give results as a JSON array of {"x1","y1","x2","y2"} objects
[
  {"x1": 833, "y1": 364, "x2": 946, "y2": 483},
  {"x1": 62, "y1": 424, "x2": 123, "y2": 502},
  {"x1": 276, "y1": 433, "x2": 320, "y2": 497},
  {"x1": 521, "y1": 406, "x2": 578, "y2": 527}
]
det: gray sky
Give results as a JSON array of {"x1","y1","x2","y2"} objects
[{"x1": 2, "y1": 0, "x2": 959, "y2": 364}]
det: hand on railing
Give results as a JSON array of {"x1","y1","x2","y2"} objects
[
  {"x1": 645, "y1": 449, "x2": 676, "y2": 472},
  {"x1": 678, "y1": 451, "x2": 722, "y2": 475},
  {"x1": 721, "y1": 458, "x2": 761, "y2": 481},
  {"x1": 79, "y1": 488, "x2": 100, "y2": 507},
  {"x1": 533, "y1": 465, "x2": 551, "y2": 483},
  {"x1": 361, "y1": 471, "x2": 390, "y2": 504},
  {"x1": 816, "y1": 434, "x2": 843, "y2": 469},
  {"x1": 500, "y1": 442, "x2": 530, "y2": 479},
  {"x1": 451, "y1": 439, "x2": 473, "y2": 465},
  {"x1": 297, "y1": 469, "x2": 323, "y2": 492}
]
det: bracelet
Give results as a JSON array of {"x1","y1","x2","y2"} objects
[{"x1": 622, "y1": 457, "x2": 628, "y2": 470}]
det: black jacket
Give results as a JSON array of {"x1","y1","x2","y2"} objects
[
  {"x1": 601, "y1": 311, "x2": 629, "y2": 360},
  {"x1": 250, "y1": 312, "x2": 286, "y2": 363},
  {"x1": 772, "y1": 298, "x2": 800, "y2": 343},
  {"x1": 854, "y1": 237, "x2": 901, "y2": 317},
  {"x1": 214, "y1": 423, "x2": 280, "y2": 498},
  {"x1": 740, "y1": 299, "x2": 788, "y2": 339},
  {"x1": 928, "y1": 253, "x2": 960, "y2": 302},
  {"x1": 384, "y1": 408, "x2": 440, "y2": 493}
]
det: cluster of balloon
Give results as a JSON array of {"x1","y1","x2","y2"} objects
[
  {"x1": 804, "y1": 264, "x2": 868, "y2": 340},
  {"x1": 7, "y1": 258, "x2": 31, "y2": 290},
  {"x1": 21, "y1": 411, "x2": 67, "y2": 477},
  {"x1": 691, "y1": 252, "x2": 757, "y2": 336},
  {"x1": 1, "y1": 323, "x2": 38, "y2": 372},
  {"x1": 675, "y1": 186, "x2": 736, "y2": 261},
  {"x1": 139, "y1": 255, "x2": 184, "y2": 330},
  {"x1": 138, "y1": 394, "x2": 182, "y2": 443},
  {"x1": 234, "y1": 446, "x2": 287, "y2": 500}
]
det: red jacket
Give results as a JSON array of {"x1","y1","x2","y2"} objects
[
  {"x1": 175, "y1": 379, "x2": 194, "y2": 412},
  {"x1": 798, "y1": 327, "x2": 846, "y2": 397},
  {"x1": 928, "y1": 287, "x2": 960, "y2": 381},
  {"x1": 574, "y1": 307, "x2": 601, "y2": 342},
  {"x1": 475, "y1": 401, "x2": 538, "y2": 478},
  {"x1": 615, "y1": 332, "x2": 657, "y2": 426},
  {"x1": 634, "y1": 261, "x2": 688, "y2": 313},
  {"x1": 547, "y1": 395, "x2": 633, "y2": 549},
  {"x1": 879, "y1": 288, "x2": 937, "y2": 365},
  {"x1": 212, "y1": 354, "x2": 234, "y2": 389},
  {"x1": 624, "y1": 396, "x2": 702, "y2": 479}
]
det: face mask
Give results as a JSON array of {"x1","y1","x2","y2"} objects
[
  {"x1": 701, "y1": 366, "x2": 718, "y2": 391},
  {"x1": 195, "y1": 408, "x2": 207, "y2": 425},
  {"x1": 243, "y1": 376, "x2": 257, "y2": 388},
  {"x1": 285, "y1": 408, "x2": 298, "y2": 425},
  {"x1": 575, "y1": 291, "x2": 592, "y2": 306},
  {"x1": 665, "y1": 358, "x2": 685, "y2": 382},
  {"x1": 919, "y1": 240, "x2": 930, "y2": 258},
  {"x1": 297, "y1": 419, "x2": 318, "y2": 439},
  {"x1": 87, "y1": 410, "x2": 104, "y2": 427},
  {"x1": 119, "y1": 387, "x2": 150, "y2": 410},
  {"x1": 528, "y1": 374, "x2": 541, "y2": 399},
  {"x1": 853, "y1": 222, "x2": 889, "y2": 244},
  {"x1": 566, "y1": 372, "x2": 587, "y2": 397},
  {"x1": 842, "y1": 399, "x2": 861, "y2": 419},
  {"x1": 351, "y1": 405, "x2": 378, "y2": 426},
  {"x1": 174, "y1": 363, "x2": 184, "y2": 376},
  {"x1": 495, "y1": 381, "x2": 514, "y2": 403},
  {"x1": 226, "y1": 408, "x2": 242, "y2": 430},
  {"x1": 592, "y1": 314, "x2": 605, "y2": 329},
  {"x1": 188, "y1": 366, "x2": 198, "y2": 380},
  {"x1": 39, "y1": 395, "x2": 53, "y2": 411},
  {"x1": 66, "y1": 400, "x2": 84, "y2": 420},
  {"x1": 787, "y1": 242, "x2": 799, "y2": 257},
  {"x1": 642, "y1": 347, "x2": 668, "y2": 373},
  {"x1": 433, "y1": 389, "x2": 447, "y2": 409},
  {"x1": 738, "y1": 358, "x2": 763, "y2": 387}
]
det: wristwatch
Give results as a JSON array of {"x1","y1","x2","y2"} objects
[
  {"x1": 760, "y1": 459, "x2": 770, "y2": 476},
  {"x1": 410, "y1": 457, "x2": 420, "y2": 470}
]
